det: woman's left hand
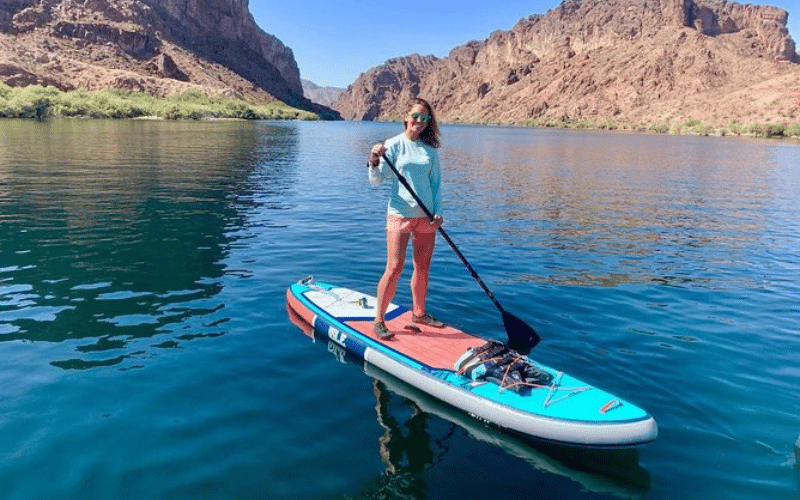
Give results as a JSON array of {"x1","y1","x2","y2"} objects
[{"x1": 430, "y1": 215, "x2": 444, "y2": 228}]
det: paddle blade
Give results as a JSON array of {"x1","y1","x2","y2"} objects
[{"x1": 503, "y1": 311, "x2": 541, "y2": 354}]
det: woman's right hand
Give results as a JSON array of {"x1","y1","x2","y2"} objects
[{"x1": 368, "y1": 143, "x2": 386, "y2": 167}]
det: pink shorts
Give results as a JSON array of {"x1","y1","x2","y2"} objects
[{"x1": 386, "y1": 215, "x2": 438, "y2": 234}]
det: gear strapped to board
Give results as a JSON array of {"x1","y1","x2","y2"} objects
[{"x1": 454, "y1": 340, "x2": 554, "y2": 394}]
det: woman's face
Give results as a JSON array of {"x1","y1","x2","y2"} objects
[{"x1": 405, "y1": 103, "x2": 430, "y2": 139}]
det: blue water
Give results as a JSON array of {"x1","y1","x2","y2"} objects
[{"x1": 0, "y1": 119, "x2": 798, "y2": 499}]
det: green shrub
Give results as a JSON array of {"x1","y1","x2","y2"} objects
[
  {"x1": 0, "y1": 97, "x2": 16, "y2": 117},
  {"x1": 651, "y1": 122, "x2": 671, "y2": 134},
  {"x1": 785, "y1": 124, "x2": 800, "y2": 138},
  {"x1": 0, "y1": 81, "x2": 12, "y2": 100},
  {"x1": 595, "y1": 120, "x2": 617, "y2": 130},
  {"x1": 694, "y1": 123, "x2": 713, "y2": 136},
  {"x1": 749, "y1": 122, "x2": 787, "y2": 138},
  {"x1": 224, "y1": 100, "x2": 258, "y2": 119},
  {"x1": 766, "y1": 122, "x2": 787, "y2": 138},
  {"x1": 169, "y1": 90, "x2": 208, "y2": 104},
  {"x1": 2, "y1": 85, "x2": 61, "y2": 118},
  {"x1": 684, "y1": 119, "x2": 701, "y2": 128}
]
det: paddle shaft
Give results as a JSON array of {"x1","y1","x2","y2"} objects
[{"x1": 380, "y1": 154, "x2": 505, "y2": 315}]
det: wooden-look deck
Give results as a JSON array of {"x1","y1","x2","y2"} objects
[{"x1": 347, "y1": 311, "x2": 486, "y2": 370}]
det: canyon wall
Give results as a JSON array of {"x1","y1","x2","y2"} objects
[
  {"x1": 334, "y1": 0, "x2": 799, "y2": 127},
  {"x1": 0, "y1": 0, "x2": 336, "y2": 116}
]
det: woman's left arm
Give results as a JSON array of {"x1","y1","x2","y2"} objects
[{"x1": 430, "y1": 150, "x2": 443, "y2": 218}]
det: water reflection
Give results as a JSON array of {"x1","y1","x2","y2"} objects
[
  {"x1": 441, "y1": 130, "x2": 781, "y2": 288},
  {"x1": 349, "y1": 380, "x2": 446, "y2": 500},
  {"x1": 0, "y1": 120, "x2": 298, "y2": 368}
]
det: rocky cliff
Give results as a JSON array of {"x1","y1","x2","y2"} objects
[
  {"x1": 0, "y1": 0, "x2": 336, "y2": 116},
  {"x1": 301, "y1": 79, "x2": 344, "y2": 108},
  {"x1": 334, "y1": 0, "x2": 799, "y2": 128}
]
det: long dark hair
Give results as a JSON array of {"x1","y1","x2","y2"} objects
[{"x1": 403, "y1": 98, "x2": 440, "y2": 148}]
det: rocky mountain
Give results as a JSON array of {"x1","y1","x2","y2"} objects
[
  {"x1": 334, "y1": 0, "x2": 799, "y2": 128},
  {"x1": 301, "y1": 79, "x2": 344, "y2": 108},
  {"x1": 0, "y1": 0, "x2": 338, "y2": 117}
]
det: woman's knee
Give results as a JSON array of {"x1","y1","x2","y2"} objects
[
  {"x1": 412, "y1": 235, "x2": 435, "y2": 266},
  {"x1": 383, "y1": 256, "x2": 405, "y2": 279}
]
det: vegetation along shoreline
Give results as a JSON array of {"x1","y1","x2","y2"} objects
[{"x1": 0, "y1": 84, "x2": 319, "y2": 121}]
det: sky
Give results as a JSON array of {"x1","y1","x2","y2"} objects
[{"x1": 249, "y1": 0, "x2": 800, "y2": 89}]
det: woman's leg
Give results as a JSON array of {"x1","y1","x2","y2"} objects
[
  {"x1": 410, "y1": 231, "x2": 436, "y2": 317},
  {"x1": 376, "y1": 230, "x2": 411, "y2": 323}
]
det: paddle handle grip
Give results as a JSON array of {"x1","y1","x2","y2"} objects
[{"x1": 380, "y1": 153, "x2": 505, "y2": 314}]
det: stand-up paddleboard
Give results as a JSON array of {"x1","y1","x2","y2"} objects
[{"x1": 286, "y1": 277, "x2": 658, "y2": 448}]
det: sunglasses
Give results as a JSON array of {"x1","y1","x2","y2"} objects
[{"x1": 410, "y1": 112, "x2": 431, "y2": 123}]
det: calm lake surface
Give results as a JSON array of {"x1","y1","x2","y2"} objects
[{"x1": 1, "y1": 119, "x2": 798, "y2": 499}]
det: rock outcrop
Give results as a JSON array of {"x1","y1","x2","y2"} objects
[
  {"x1": 334, "y1": 0, "x2": 799, "y2": 127},
  {"x1": 335, "y1": 54, "x2": 438, "y2": 121},
  {"x1": 301, "y1": 79, "x2": 344, "y2": 108},
  {"x1": 0, "y1": 0, "x2": 338, "y2": 117}
]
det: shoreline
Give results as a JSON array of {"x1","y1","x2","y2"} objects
[
  {"x1": 0, "y1": 84, "x2": 322, "y2": 121},
  {"x1": 4, "y1": 114, "x2": 800, "y2": 141}
]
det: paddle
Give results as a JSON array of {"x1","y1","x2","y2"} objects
[{"x1": 380, "y1": 153, "x2": 541, "y2": 353}]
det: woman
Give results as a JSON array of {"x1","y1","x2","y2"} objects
[{"x1": 367, "y1": 98, "x2": 444, "y2": 340}]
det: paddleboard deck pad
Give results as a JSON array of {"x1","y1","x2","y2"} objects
[{"x1": 286, "y1": 277, "x2": 657, "y2": 447}]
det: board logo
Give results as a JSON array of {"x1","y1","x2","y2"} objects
[{"x1": 327, "y1": 326, "x2": 347, "y2": 347}]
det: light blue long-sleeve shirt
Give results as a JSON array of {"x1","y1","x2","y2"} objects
[{"x1": 368, "y1": 133, "x2": 442, "y2": 219}]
